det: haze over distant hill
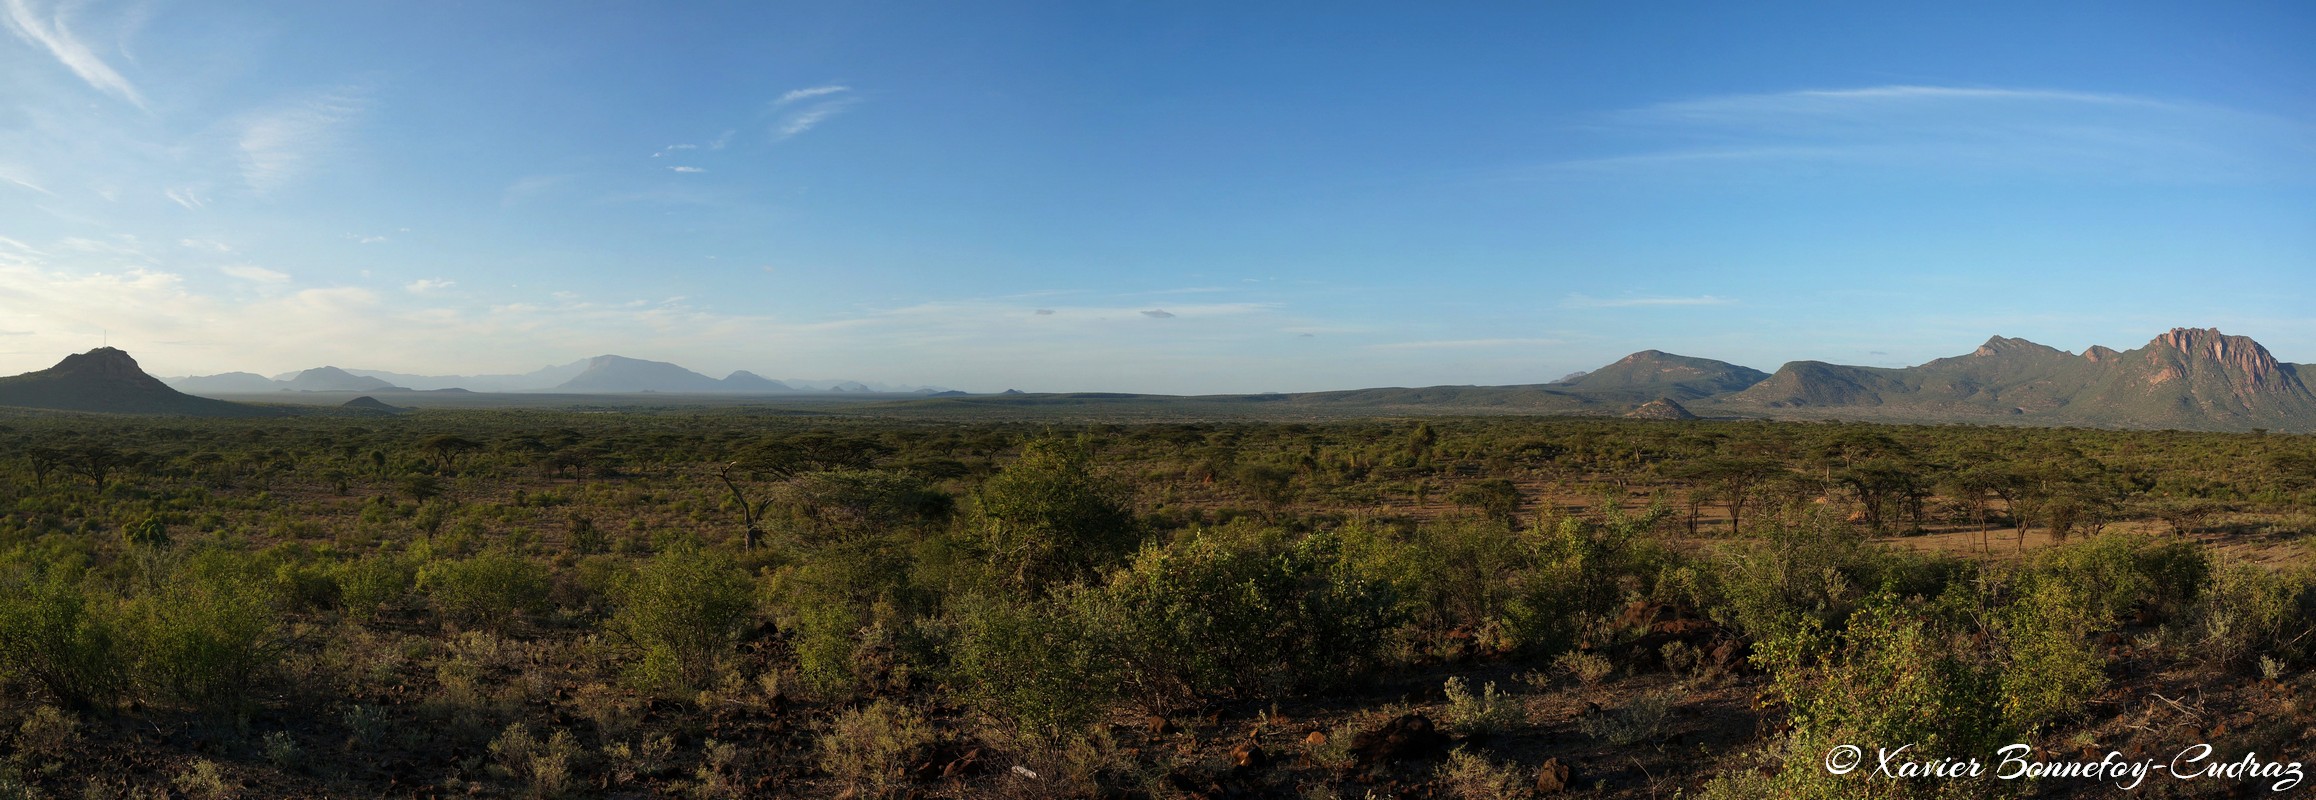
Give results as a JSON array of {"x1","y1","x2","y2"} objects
[
  {"x1": 279, "y1": 367, "x2": 402, "y2": 392},
  {"x1": 119, "y1": 327, "x2": 2316, "y2": 432},
  {"x1": 0, "y1": 349, "x2": 268, "y2": 416},
  {"x1": 165, "y1": 356, "x2": 949, "y2": 395}
]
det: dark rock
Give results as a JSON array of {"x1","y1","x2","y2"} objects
[
  {"x1": 1347, "y1": 713, "x2": 1449, "y2": 769},
  {"x1": 1536, "y1": 757, "x2": 1575, "y2": 794},
  {"x1": 1229, "y1": 741, "x2": 1268, "y2": 770}
]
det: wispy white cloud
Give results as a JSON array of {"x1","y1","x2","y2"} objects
[
  {"x1": 501, "y1": 174, "x2": 569, "y2": 207},
  {"x1": 349, "y1": 234, "x2": 388, "y2": 244},
  {"x1": 1369, "y1": 337, "x2": 1564, "y2": 351},
  {"x1": 1536, "y1": 85, "x2": 2315, "y2": 184},
  {"x1": 239, "y1": 86, "x2": 370, "y2": 194},
  {"x1": 669, "y1": 166, "x2": 704, "y2": 173},
  {"x1": 220, "y1": 264, "x2": 288, "y2": 283},
  {"x1": 773, "y1": 85, "x2": 861, "y2": 140},
  {"x1": 1562, "y1": 294, "x2": 1732, "y2": 308},
  {"x1": 1, "y1": 171, "x2": 54, "y2": 196},
  {"x1": 778, "y1": 102, "x2": 857, "y2": 138},
  {"x1": 178, "y1": 238, "x2": 232, "y2": 253},
  {"x1": 405, "y1": 278, "x2": 455, "y2": 293},
  {"x1": 776, "y1": 85, "x2": 850, "y2": 106},
  {"x1": 1, "y1": 0, "x2": 146, "y2": 108},
  {"x1": 163, "y1": 187, "x2": 206, "y2": 209}
]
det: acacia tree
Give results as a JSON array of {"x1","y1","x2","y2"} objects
[
  {"x1": 68, "y1": 445, "x2": 136, "y2": 491},
  {"x1": 1671, "y1": 456, "x2": 1783, "y2": 535},
  {"x1": 1940, "y1": 465, "x2": 2003, "y2": 552},
  {"x1": 419, "y1": 435, "x2": 483, "y2": 473}
]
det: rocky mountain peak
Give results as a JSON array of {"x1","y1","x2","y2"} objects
[
  {"x1": 2146, "y1": 327, "x2": 2284, "y2": 386},
  {"x1": 1973, "y1": 335, "x2": 2043, "y2": 356},
  {"x1": 2083, "y1": 345, "x2": 2119, "y2": 363},
  {"x1": 51, "y1": 347, "x2": 150, "y2": 379}
]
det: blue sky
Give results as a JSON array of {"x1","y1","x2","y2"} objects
[{"x1": 2, "y1": 1, "x2": 2311, "y2": 393}]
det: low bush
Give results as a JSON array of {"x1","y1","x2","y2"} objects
[
  {"x1": 118, "y1": 561, "x2": 280, "y2": 711},
  {"x1": 418, "y1": 551, "x2": 551, "y2": 630},
  {"x1": 817, "y1": 700, "x2": 935, "y2": 800},
  {"x1": 1066, "y1": 526, "x2": 1399, "y2": 713},
  {"x1": 607, "y1": 544, "x2": 756, "y2": 692},
  {"x1": 0, "y1": 570, "x2": 120, "y2": 709}
]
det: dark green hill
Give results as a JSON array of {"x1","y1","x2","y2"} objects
[
  {"x1": 0, "y1": 349, "x2": 272, "y2": 417},
  {"x1": 1557, "y1": 350, "x2": 1768, "y2": 400}
]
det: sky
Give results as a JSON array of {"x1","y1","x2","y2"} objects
[{"x1": 2, "y1": 1, "x2": 2312, "y2": 393}]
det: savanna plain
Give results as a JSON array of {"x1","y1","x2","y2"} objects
[{"x1": 4, "y1": 408, "x2": 2315, "y2": 799}]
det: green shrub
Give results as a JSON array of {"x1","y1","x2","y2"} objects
[
  {"x1": 946, "y1": 593, "x2": 1114, "y2": 732},
  {"x1": 608, "y1": 545, "x2": 756, "y2": 692},
  {"x1": 418, "y1": 551, "x2": 550, "y2": 630},
  {"x1": 489, "y1": 722, "x2": 583, "y2": 799},
  {"x1": 1447, "y1": 478, "x2": 1521, "y2": 519},
  {"x1": 776, "y1": 469, "x2": 954, "y2": 544},
  {"x1": 1441, "y1": 677, "x2": 1522, "y2": 736},
  {"x1": 2182, "y1": 561, "x2": 2313, "y2": 671},
  {"x1": 817, "y1": 700, "x2": 935, "y2": 800},
  {"x1": 337, "y1": 552, "x2": 417, "y2": 621},
  {"x1": 119, "y1": 564, "x2": 280, "y2": 711},
  {"x1": 1742, "y1": 589, "x2": 2006, "y2": 797},
  {"x1": 1995, "y1": 579, "x2": 2107, "y2": 733},
  {"x1": 969, "y1": 436, "x2": 1140, "y2": 592},
  {"x1": 1437, "y1": 747, "x2": 1527, "y2": 800},
  {"x1": 0, "y1": 570, "x2": 120, "y2": 709},
  {"x1": 1066, "y1": 526, "x2": 1399, "y2": 713},
  {"x1": 2020, "y1": 533, "x2": 2208, "y2": 625}
]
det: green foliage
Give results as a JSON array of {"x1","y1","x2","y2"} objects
[
  {"x1": 775, "y1": 469, "x2": 953, "y2": 544},
  {"x1": 418, "y1": 551, "x2": 551, "y2": 630},
  {"x1": 970, "y1": 436, "x2": 1140, "y2": 591},
  {"x1": 1065, "y1": 526, "x2": 1399, "y2": 712},
  {"x1": 1708, "y1": 517, "x2": 1965, "y2": 644},
  {"x1": 1753, "y1": 590, "x2": 2007, "y2": 788},
  {"x1": 336, "y1": 551, "x2": 418, "y2": 621},
  {"x1": 117, "y1": 556, "x2": 280, "y2": 711},
  {"x1": 2018, "y1": 533, "x2": 2209, "y2": 625},
  {"x1": 1441, "y1": 677, "x2": 1521, "y2": 736},
  {"x1": 1995, "y1": 579, "x2": 2107, "y2": 733},
  {"x1": 0, "y1": 569, "x2": 120, "y2": 709},
  {"x1": 121, "y1": 514, "x2": 170, "y2": 548},
  {"x1": 817, "y1": 700, "x2": 935, "y2": 800},
  {"x1": 1446, "y1": 478, "x2": 1520, "y2": 518},
  {"x1": 946, "y1": 593, "x2": 1114, "y2": 732},
  {"x1": 608, "y1": 545, "x2": 756, "y2": 692},
  {"x1": 2180, "y1": 560, "x2": 2315, "y2": 671},
  {"x1": 489, "y1": 722, "x2": 582, "y2": 799}
]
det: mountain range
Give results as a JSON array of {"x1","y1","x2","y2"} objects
[
  {"x1": 10, "y1": 327, "x2": 2316, "y2": 431},
  {"x1": 0, "y1": 349, "x2": 272, "y2": 417},
  {"x1": 162, "y1": 355, "x2": 952, "y2": 395}
]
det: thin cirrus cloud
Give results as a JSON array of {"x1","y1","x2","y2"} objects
[
  {"x1": 1, "y1": 0, "x2": 146, "y2": 108},
  {"x1": 773, "y1": 85, "x2": 859, "y2": 139},
  {"x1": 219, "y1": 264, "x2": 289, "y2": 283},
  {"x1": 1561, "y1": 294, "x2": 1732, "y2": 308},
  {"x1": 1540, "y1": 85, "x2": 2314, "y2": 183},
  {"x1": 239, "y1": 86, "x2": 371, "y2": 194},
  {"x1": 776, "y1": 85, "x2": 850, "y2": 106},
  {"x1": 1369, "y1": 337, "x2": 1564, "y2": 351}
]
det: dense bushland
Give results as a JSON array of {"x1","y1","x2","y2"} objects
[{"x1": 1, "y1": 412, "x2": 2313, "y2": 797}]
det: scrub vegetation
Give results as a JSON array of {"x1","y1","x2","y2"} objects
[{"x1": 2, "y1": 410, "x2": 2314, "y2": 797}]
